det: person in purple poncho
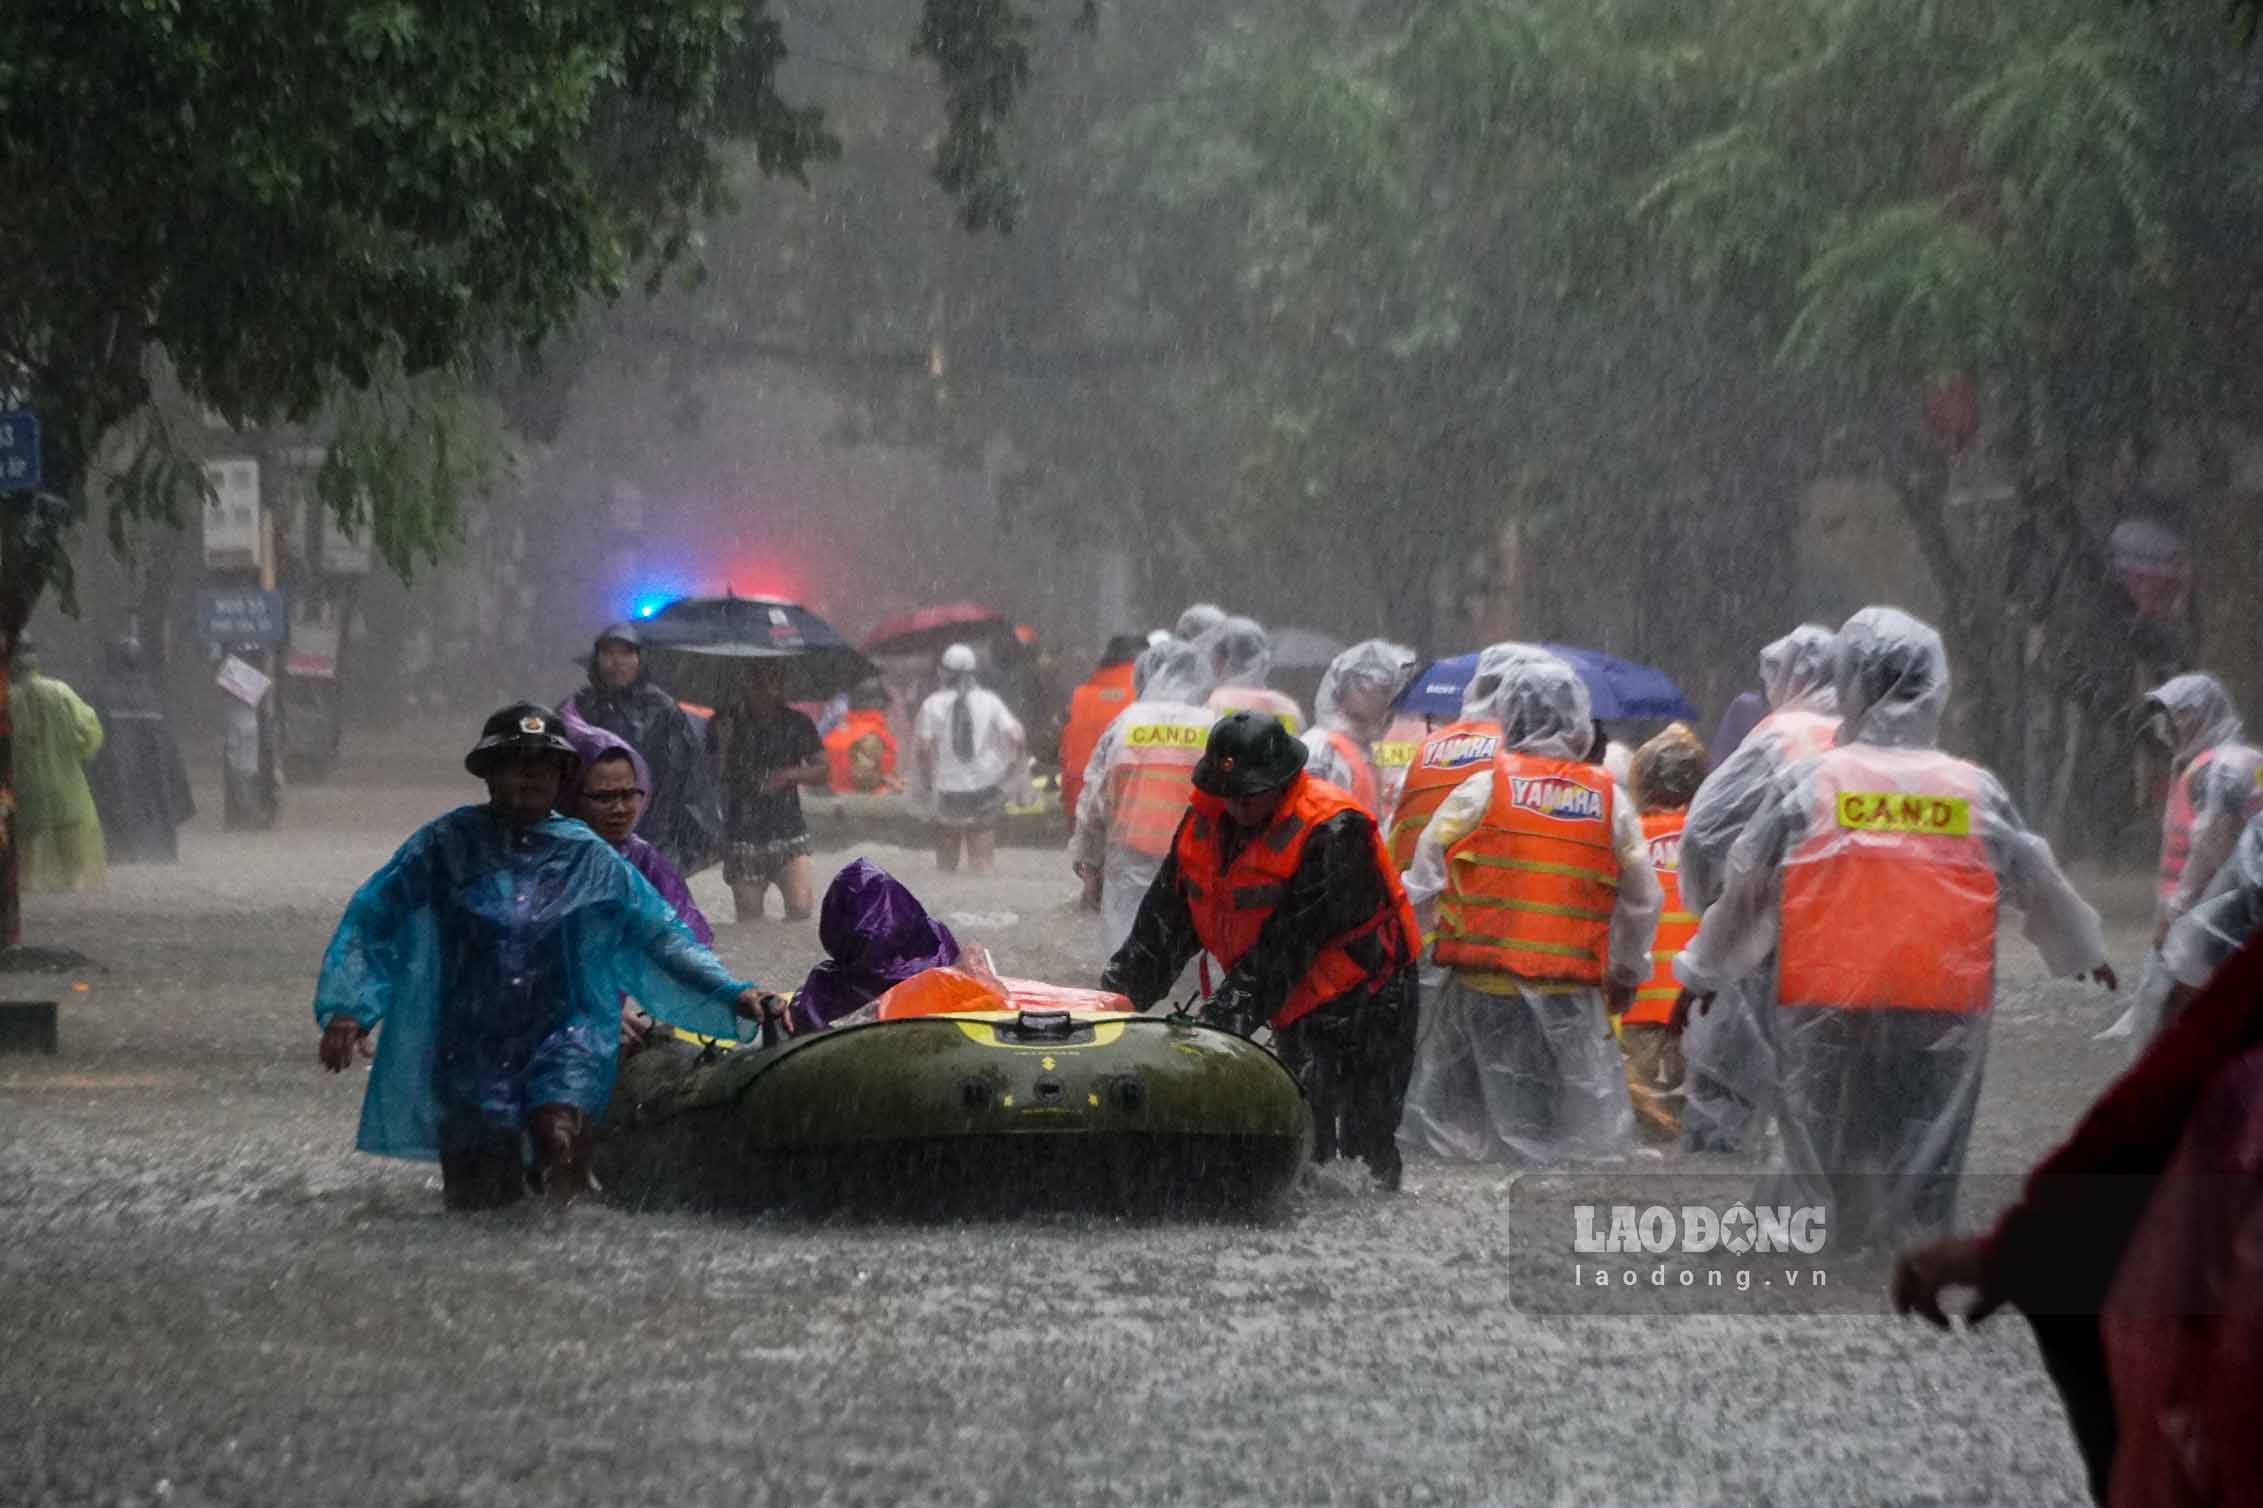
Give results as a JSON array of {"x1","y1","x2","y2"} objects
[
  {"x1": 793, "y1": 858, "x2": 961, "y2": 1033},
  {"x1": 559, "y1": 713, "x2": 726, "y2": 1044}
]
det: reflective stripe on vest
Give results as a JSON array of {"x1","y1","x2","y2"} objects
[
  {"x1": 1434, "y1": 753, "x2": 1618, "y2": 985},
  {"x1": 1108, "y1": 713, "x2": 1208, "y2": 857},
  {"x1": 1775, "y1": 747, "x2": 1998, "y2": 1013},
  {"x1": 1175, "y1": 775, "x2": 1419, "y2": 1032},
  {"x1": 1384, "y1": 719, "x2": 1500, "y2": 869},
  {"x1": 1371, "y1": 714, "x2": 1426, "y2": 811},
  {"x1": 1627, "y1": 808, "x2": 1696, "y2": 1027},
  {"x1": 1323, "y1": 728, "x2": 1381, "y2": 818}
]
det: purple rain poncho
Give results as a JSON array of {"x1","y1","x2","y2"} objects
[
  {"x1": 560, "y1": 712, "x2": 715, "y2": 944},
  {"x1": 620, "y1": 835, "x2": 714, "y2": 945},
  {"x1": 792, "y1": 858, "x2": 961, "y2": 1033}
]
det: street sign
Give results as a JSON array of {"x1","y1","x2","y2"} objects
[
  {"x1": 0, "y1": 411, "x2": 41, "y2": 494},
  {"x1": 202, "y1": 457, "x2": 263, "y2": 569},
  {"x1": 197, "y1": 587, "x2": 287, "y2": 644}
]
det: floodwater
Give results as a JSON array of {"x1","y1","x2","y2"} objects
[{"x1": 1, "y1": 719, "x2": 2153, "y2": 1507}]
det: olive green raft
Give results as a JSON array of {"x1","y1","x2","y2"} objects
[{"x1": 594, "y1": 1006, "x2": 1314, "y2": 1215}]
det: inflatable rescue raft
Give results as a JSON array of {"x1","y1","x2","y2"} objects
[{"x1": 595, "y1": 964, "x2": 1312, "y2": 1215}]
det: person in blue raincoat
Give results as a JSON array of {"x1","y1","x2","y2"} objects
[{"x1": 315, "y1": 703, "x2": 786, "y2": 1210}]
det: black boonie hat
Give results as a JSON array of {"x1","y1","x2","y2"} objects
[
  {"x1": 1192, "y1": 710, "x2": 1308, "y2": 798},
  {"x1": 465, "y1": 702, "x2": 580, "y2": 778}
]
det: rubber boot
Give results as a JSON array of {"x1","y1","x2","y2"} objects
[
  {"x1": 527, "y1": 1103, "x2": 594, "y2": 1206},
  {"x1": 440, "y1": 1129, "x2": 525, "y2": 1213}
]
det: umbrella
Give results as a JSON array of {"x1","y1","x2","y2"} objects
[
  {"x1": 640, "y1": 595, "x2": 879, "y2": 705},
  {"x1": 1394, "y1": 644, "x2": 1699, "y2": 722},
  {"x1": 1267, "y1": 626, "x2": 1348, "y2": 672},
  {"x1": 864, "y1": 602, "x2": 1014, "y2": 659}
]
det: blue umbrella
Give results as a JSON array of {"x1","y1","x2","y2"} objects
[{"x1": 1394, "y1": 644, "x2": 1699, "y2": 722}]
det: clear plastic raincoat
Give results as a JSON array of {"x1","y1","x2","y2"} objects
[
  {"x1": 1301, "y1": 639, "x2": 1417, "y2": 813},
  {"x1": 1673, "y1": 623, "x2": 1841, "y2": 1150},
  {"x1": 1070, "y1": 640, "x2": 1219, "y2": 955},
  {"x1": 2162, "y1": 816, "x2": 2263, "y2": 991},
  {"x1": 1674, "y1": 608, "x2": 2107, "y2": 1246},
  {"x1": 1174, "y1": 603, "x2": 1227, "y2": 642},
  {"x1": 314, "y1": 807, "x2": 753, "y2": 1160},
  {"x1": 1200, "y1": 617, "x2": 1304, "y2": 733},
  {"x1": 1400, "y1": 649, "x2": 1660, "y2": 1163},
  {"x1": 2106, "y1": 673, "x2": 2263, "y2": 1044}
]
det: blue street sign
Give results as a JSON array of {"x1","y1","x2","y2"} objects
[
  {"x1": 197, "y1": 587, "x2": 287, "y2": 644},
  {"x1": 0, "y1": 411, "x2": 40, "y2": 495}
]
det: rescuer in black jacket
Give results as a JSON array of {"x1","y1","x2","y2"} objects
[{"x1": 1103, "y1": 712, "x2": 1421, "y2": 1189}]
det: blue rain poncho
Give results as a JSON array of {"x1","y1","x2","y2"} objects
[{"x1": 314, "y1": 805, "x2": 753, "y2": 1160}]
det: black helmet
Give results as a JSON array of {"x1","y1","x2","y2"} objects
[
  {"x1": 466, "y1": 702, "x2": 580, "y2": 778},
  {"x1": 1192, "y1": 710, "x2": 1307, "y2": 797}
]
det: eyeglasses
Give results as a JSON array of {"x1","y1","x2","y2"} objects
[{"x1": 582, "y1": 789, "x2": 646, "y2": 808}]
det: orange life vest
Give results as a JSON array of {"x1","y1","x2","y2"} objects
[
  {"x1": 2157, "y1": 745, "x2": 2263, "y2": 907},
  {"x1": 1321, "y1": 728, "x2": 1381, "y2": 818},
  {"x1": 1175, "y1": 775, "x2": 1419, "y2": 1031},
  {"x1": 1104, "y1": 707, "x2": 1210, "y2": 858},
  {"x1": 1775, "y1": 745, "x2": 1998, "y2": 1013},
  {"x1": 1755, "y1": 707, "x2": 1840, "y2": 763},
  {"x1": 823, "y1": 709, "x2": 898, "y2": 793},
  {"x1": 1059, "y1": 660, "x2": 1136, "y2": 820},
  {"x1": 1627, "y1": 809, "x2": 1695, "y2": 1027},
  {"x1": 1435, "y1": 753, "x2": 1619, "y2": 985},
  {"x1": 1385, "y1": 719, "x2": 1501, "y2": 869}
]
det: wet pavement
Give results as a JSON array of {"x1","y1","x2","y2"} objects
[{"x1": 2, "y1": 719, "x2": 2153, "y2": 1506}]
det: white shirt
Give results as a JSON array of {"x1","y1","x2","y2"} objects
[{"x1": 914, "y1": 684, "x2": 1025, "y2": 794}]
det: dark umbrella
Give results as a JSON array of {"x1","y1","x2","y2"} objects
[
  {"x1": 1395, "y1": 644, "x2": 1699, "y2": 721},
  {"x1": 864, "y1": 601, "x2": 1014, "y2": 659},
  {"x1": 641, "y1": 595, "x2": 879, "y2": 705}
]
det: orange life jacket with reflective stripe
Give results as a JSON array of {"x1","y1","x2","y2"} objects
[
  {"x1": 1175, "y1": 775, "x2": 1420, "y2": 1031},
  {"x1": 1435, "y1": 753, "x2": 1619, "y2": 985},
  {"x1": 1775, "y1": 746, "x2": 1998, "y2": 1013},
  {"x1": 823, "y1": 710, "x2": 897, "y2": 792},
  {"x1": 1059, "y1": 661, "x2": 1136, "y2": 820},
  {"x1": 1385, "y1": 719, "x2": 1501, "y2": 869},
  {"x1": 2157, "y1": 745, "x2": 2263, "y2": 907},
  {"x1": 1627, "y1": 809, "x2": 1695, "y2": 1026},
  {"x1": 1755, "y1": 707, "x2": 1840, "y2": 763},
  {"x1": 1105, "y1": 708, "x2": 1209, "y2": 857},
  {"x1": 1322, "y1": 729, "x2": 1381, "y2": 818}
]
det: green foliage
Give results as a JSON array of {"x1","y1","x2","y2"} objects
[
  {"x1": 1782, "y1": 204, "x2": 2027, "y2": 373},
  {"x1": 916, "y1": 0, "x2": 1035, "y2": 230},
  {"x1": 1955, "y1": 25, "x2": 2168, "y2": 275},
  {"x1": 0, "y1": 0, "x2": 1054, "y2": 628}
]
